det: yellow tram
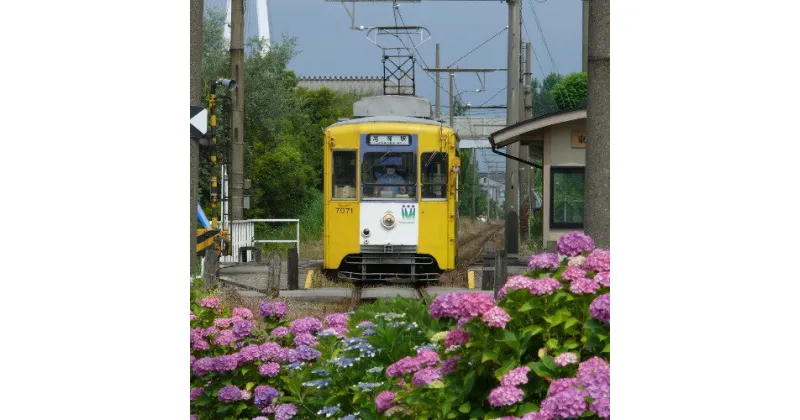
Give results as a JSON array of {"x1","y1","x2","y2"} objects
[{"x1": 322, "y1": 95, "x2": 461, "y2": 283}]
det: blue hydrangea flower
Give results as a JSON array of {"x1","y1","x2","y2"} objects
[
  {"x1": 366, "y1": 366, "x2": 384, "y2": 374},
  {"x1": 312, "y1": 368, "x2": 330, "y2": 376},
  {"x1": 338, "y1": 413, "x2": 360, "y2": 420},
  {"x1": 285, "y1": 362, "x2": 304, "y2": 370},
  {"x1": 330, "y1": 357, "x2": 357, "y2": 368},
  {"x1": 317, "y1": 405, "x2": 341, "y2": 417},
  {"x1": 303, "y1": 379, "x2": 332, "y2": 389}
]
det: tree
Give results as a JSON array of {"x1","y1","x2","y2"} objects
[
  {"x1": 551, "y1": 72, "x2": 588, "y2": 111},
  {"x1": 531, "y1": 72, "x2": 563, "y2": 117}
]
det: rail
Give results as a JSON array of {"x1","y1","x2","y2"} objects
[{"x1": 221, "y1": 219, "x2": 300, "y2": 263}]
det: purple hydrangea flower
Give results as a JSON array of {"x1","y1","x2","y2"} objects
[
  {"x1": 500, "y1": 366, "x2": 530, "y2": 387},
  {"x1": 294, "y1": 332, "x2": 318, "y2": 347},
  {"x1": 548, "y1": 378, "x2": 579, "y2": 396},
  {"x1": 444, "y1": 328, "x2": 471, "y2": 347},
  {"x1": 214, "y1": 317, "x2": 232, "y2": 328},
  {"x1": 271, "y1": 326, "x2": 290, "y2": 337},
  {"x1": 569, "y1": 277, "x2": 600, "y2": 295},
  {"x1": 358, "y1": 320, "x2": 376, "y2": 329},
  {"x1": 428, "y1": 292, "x2": 496, "y2": 319},
  {"x1": 259, "y1": 342, "x2": 283, "y2": 361},
  {"x1": 441, "y1": 355, "x2": 460, "y2": 374},
  {"x1": 578, "y1": 357, "x2": 610, "y2": 401},
  {"x1": 583, "y1": 249, "x2": 610, "y2": 272},
  {"x1": 213, "y1": 329, "x2": 237, "y2": 346},
  {"x1": 529, "y1": 278, "x2": 563, "y2": 296},
  {"x1": 259, "y1": 362, "x2": 281, "y2": 377},
  {"x1": 290, "y1": 317, "x2": 323, "y2": 334},
  {"x1": 590, "y1": 397, "x2": 610, "y2": 418},
  {"x1": 589, "y1": 294, "x2": 610, "y2": 323},
  {"x1": 190, "y1": 387, "x2": 204, "y2": 402},
  {"x1": 541, "y1": 387, "x2": 588, "y2": 418},
  {"x1": 217, "y1": 385, "x2": 242, "y2": 402},
  {"x1": 294, "y1": 345, "x2": 322, "y2": 361},
  {"x1": 521, "y1": 411, "x2": 553, "y2": 420},
  {"x1": 213, "y1": 355, "x2": 239, "y2": 372},
  {"x1": 488, "y1": 385, "x2": 524, "y2": 407},
  {"x1": 200, "y1": 296, "x2": 220, "y2": 309},
  {"x1": 259, "y1": 301, "x2": 287, "y2": 318},
  {"x1": 325, "y1": 313, "x2": 349, "y2": 328},
  {"x1": 556, "y1": 232, "x2": 595, "y2": 257},
  {"x1": 498, "y1": 275, "x2": 536, "y2": 299},
  {"x1": 412, "y1": 367, "x2": 443, "y2": 387},
  {"x1": 528, "y1": 252, "x2": 560, "y2": 270},
  {"x1": 254, "y1": 385, "x2": 280, "y2": 407},
  {"x1": 238, "y1": 344, "x2": 261, "y2": 363},
  {"x1": 375, "y1": 391, "x2": 397, "y2": 413},
  {"x1": 192, "y1": 357, "x2": 215, "y2": 376},
  {"x1": 232, "y1": 318, "x2": 255, "y2": 339},
  {"x1": 275, "y1": 403, "x2": 298, "y2": 420},
  {"x1": 561, "y1": 266, "x2": 587, "y2": 283},
  {"x1": 482, "y1": 306, "x2": 511, "y2": 328},
  {"x1": 554, "y1": 352, "x2": 579, "y2": 367},
  {"x1": 595, "y1": 271, "x2": 610, "y2": 287},
  {"x1": 232, "y1": 307, "x2": 254, "y2": 319}
]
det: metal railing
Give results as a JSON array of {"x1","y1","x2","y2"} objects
[{"x1": 221, "y1": 219, "x2": 300, "y2": 263}]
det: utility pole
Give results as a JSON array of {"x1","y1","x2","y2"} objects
[
  {"x1": 435, "y1": 44, "x2": 441, "y2": 120},
  {"x1": 518, "y1": 42, "x2": 532, "y2": 241},
  {"x1": 449, "y1": 72, "x2": 454, "y2": 127},
  {"x1": 582, "y1": 0, "x2": 590, "y2": 73},
  {"x1": 504, "y1": 0, "x2": 522, "y2": 256},
  {"x1": 230, "y1": 0, "x2": 245, "y2": 220},
  {"x1": 190, "y1": 0, "x2": 204, "y2": 277},
  {"x1": 585, "y1": 0, "x2": 610, "y2": 248}
]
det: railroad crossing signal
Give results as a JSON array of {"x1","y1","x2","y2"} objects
[{"x1": 190, "y1": 106, "x2": 208, "y2": 138}]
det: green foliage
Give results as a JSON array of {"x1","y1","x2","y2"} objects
[
  {"x1": 531, "y1": 72, "x2": 563, "y2": 117},
  {"x1": 199, "y1": 13, "x2": 360, "y2": 229},
  {"x1": 550, "y1": 72, "x2": 588, "y2": 111},
  {"x1": 457, "y1": 149, "x2": 489, "y2": 218}
]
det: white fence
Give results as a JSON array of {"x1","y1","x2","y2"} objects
[{"x1": 220, "y1": 219, "x2": 300, "y2": 263}]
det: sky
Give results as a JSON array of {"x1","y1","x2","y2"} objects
[{"x1": 266, "y1": 0, "x2": 583, "y2": 117}]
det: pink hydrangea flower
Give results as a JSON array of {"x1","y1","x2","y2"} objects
[
  {"x1": 214, "y1": 317, "x2": 232, "y2": 328},
  {"x1": 590, "y1": 397, "x2": 610, "y2": 418},
  {"x1": 200, "y1": 296, "x2": 220, "y2": 309},
  {"x1": 554, "y1": 352, "x2": 579, "y2": 367},
  {"x1": 325, "y1": 313, "x2": 349, "y2": 328},
  {"x1": 561, "y1": 266, "x2": 587, "y2": 283},
  {"x1": 237, "y1": 344, "x2": 261, "y2": 363},
  {"x1": 498, "y1": 275, "x2": 536, "y2": 299},
  {"x1": 429, "y1": 293, "x2": 496, "y2": 319},
  {"x1": 190, "y1": 311, "x2": 197, "y2": 321},
  {"x1": 569, "y1": 277, "x2": 600, "y2": 294},
  {"x1": 444, "y1": 328, "x2": 471, "y2": 347},
  {"x1": 556, "y1": 232, "x2": 595, "y2": 257},
  {"x1": 441, "y1": 356, "x2": 460, "y2": 374},
  {"x1": 528, "y1": 252, "x2": 560, "y2": 270},
  {"x1": 589, "y1": 294, "x2": 610, "y2": 323},
  {"x1": 541, "y1": 387, "x2": 587, "y2": 418},
  {"x1": 500, "y1": 366, "x2": 530, "y2": 386},
  {"x1": 258, "y1": 362, "x2": 280, "y2": 377},
  {"x1": 595, "y1": 271, "x2": 610, "y2": 287},
  {"x1": 529, "y1": 278, "x2": 563, "y2": 296},
  {"x1": 232, "y1": 307, "x2": 253, "y2": 319},
  {"x1": 548, "y1": 378, "x2": 579, "y2": 396},
  {"x1": 290, "y1": 317, "x2": 323, "y2": 334},
  {"x1": 271, "y1": 326, "x2": 290, "y2": 337},
  {"x1": 521, "y1": 411, "x2": 553, "y2": 420},
  {"x1": 259, "y1": 301, "x2": 287, "y2": 319},
  {"x1": 488, "y1": 385, "x2": 524, "y2": 407},
  {"x1": 213, "y1": 329, "x2": 237, "y2": 346},
  {"x1": 293, "y1": 332, "x2": 318, "y2": 347},
  {"x1": 578, "y1": 357, "x2": 610, "y2": 401},
  {"x1": 412, "y1": 367, "x2": 443, "y2": 387},
  {"x1": 482, "y1": 306, "x2": 511, "y2": 328},
  {"x1": 583, "y1": 249, "x2": 610, "y2": 272},
  {"x1": 375, "y1": 391, "x2": 397, "y2": 413}
]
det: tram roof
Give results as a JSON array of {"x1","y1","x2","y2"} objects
[{"x1": 326, "y1": 116, "x2": 453, "y2": 129}]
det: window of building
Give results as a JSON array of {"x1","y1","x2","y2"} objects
[
  {"x1": 332, "y1": 150, "x2": 357, "y2": 200},
  {"x1": 550, "y1": 166, "x2": 584, "y2": 229},
  {"x1": 421, "y1": 152, "x2": 448, "y2": 199}
]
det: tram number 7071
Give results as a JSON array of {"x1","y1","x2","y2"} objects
[{"x1": 335, "y1": 207, "x2": 353, "y2": 214}]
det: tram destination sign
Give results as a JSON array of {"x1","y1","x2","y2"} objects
[{"x1": 368, "y1": 134, "x2": 411, "y2": 146}]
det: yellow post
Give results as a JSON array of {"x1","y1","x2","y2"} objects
[
  {"x1": 304, "y1": 270, "x2": 315, "y2": 289},
  {"x1": 467, "y1": 271, "x2": 475, "y2": 289}
]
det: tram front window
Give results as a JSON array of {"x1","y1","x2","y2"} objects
[{"x1": 361, "y1": 152, "x2": 416, "y2": 200}]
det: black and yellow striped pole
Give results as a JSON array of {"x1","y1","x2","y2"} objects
[{"x1": 208, "y1": 84, "x2": 219, "y2": 230}]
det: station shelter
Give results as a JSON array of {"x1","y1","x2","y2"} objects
[{"x1": 488, "y1": 105, "x2": 588, "y2": 251}]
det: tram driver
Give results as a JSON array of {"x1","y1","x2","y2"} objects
[{"x1": 374, "y1": 160, "x2": 407, "y2": 197}]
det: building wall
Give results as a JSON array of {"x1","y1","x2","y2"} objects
[{"x1": 542, "y1": 119, "x2": 587, "y2": 250}]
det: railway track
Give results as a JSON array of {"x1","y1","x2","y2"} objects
[{"x1": 347, "y1": 281, "x2": 432, "y2": 311}]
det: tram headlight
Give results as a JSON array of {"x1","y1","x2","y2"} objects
[
  {"x1": 381, "y1": 213, "x2": 396, "y2": 229},
  {"x1": 362, "y1": 228, "x2": 370, "y2": 237}
]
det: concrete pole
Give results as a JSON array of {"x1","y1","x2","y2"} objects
[
  {"x1": 190, "y1": 0, "x2": 204, "y2": 277},
  {"x1": 435, "y1": 44, "x2": 441, "y2": 120},
  {"x1": 582, "y1": 0, "x2": 590, "y2": 73},
  {"x1": 585, "y1": 0, "x2": 610, "y2": 248},
  {"x1": 449, "y1": 72, "x2": 454, "y2": 127},
  {"x1": 230, "y1": 0, "x2": 245, "y2": 220},
  {"x1": 504, "y1": 0, "x2": 521, "y2": 256},
  {"x1": 519, "y1": 42, "x2": 532, "y2": 241}
]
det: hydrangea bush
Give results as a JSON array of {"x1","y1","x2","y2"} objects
[{"x1": 189, "y1": 231, "x2": 610, "y2": 420}]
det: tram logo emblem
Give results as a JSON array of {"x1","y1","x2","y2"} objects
[{"x1": 400, "y1": 204, "x2": 416, "y2": 222}]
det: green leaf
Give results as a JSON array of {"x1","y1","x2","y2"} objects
[
  {"x1": 522, "y1": 325, "x2": 544, "y2": 338},
  {"x1": 482, "y1": 349, "x2": 499, "y2": 363},
  {"x1": 602, "y1": 342, "x2": 610, "y2": 353},
  {"x1": 245, "y1": 382, "x2": 255, "y2": 391},
  {"x1": 546, "y1": 338, "x2": 559, "y2": 350},
  {"x1": 563, "y1": 317, "x2": 580, "y2": 330},
  {"x1": 516, "y1": 402, "x2": 541, "y2": 415},
  {"x1": 459, "y1": 402, "x2": 472, "y2": 414},
  {"x1": 563, "y1": 339, "x2": 579, "y2": 350}
]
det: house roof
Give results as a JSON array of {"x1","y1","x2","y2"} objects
[{"x1": 488, "y1": 105, "x2": 587, "y2": 148}]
